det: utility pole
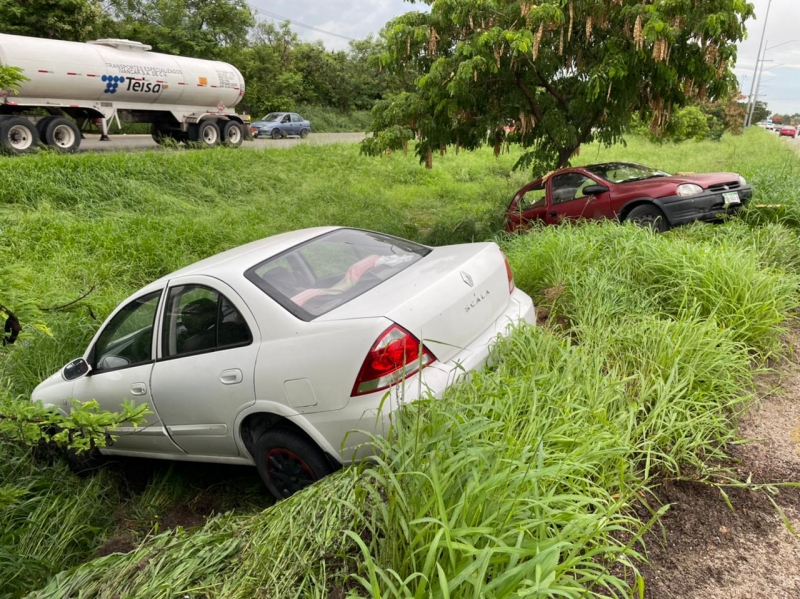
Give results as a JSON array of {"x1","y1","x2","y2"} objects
[
  {"x1": 745, "y1": 0, "x2": 773, "y2": 127},
  {"x1": 747, "y1": 45, "x2": 768, "y2": 127}
]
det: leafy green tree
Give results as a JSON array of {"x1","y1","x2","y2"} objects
[
  {"x1": 0, "y1": 0, "x2": 108, "y2": 41},
  {"x1": 667, "y1": 105, "x2": 709, "y2": 142},
  {"x1": 0, "y1": 63, "x2": 26, "y2": 93},
  {"x1": 744, "y1": 101, "x2": 770, "y2": 125},
  {"x1": 107, "y1": 0, "x2": 254, "y2": 59},
  {"x1": 362, "y1": 0, "x2": 754, "y2": 173},
  {"x1": 1, "y1": 395, "x2": 151, "y2": 453}
]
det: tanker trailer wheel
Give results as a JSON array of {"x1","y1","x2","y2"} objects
[
  {"x1": 189, "y1": 121, "x2": 220, "y2": 147},
  {"x1": 43, "y1": 118, "x2": 81, "y2": 153},
  {"x1": 222, "y1": 121, "x2": 244, "y2": 148},
  {"x1": 0, "y1": 117, "x2": 39, "y2": 155},
  {"x1": 36, "y1": 116, "x2": 57, "y2": 139}
]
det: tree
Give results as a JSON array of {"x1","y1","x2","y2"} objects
[
  {"x1": 745, "y1": 101, "x2": 770, "y2": 125},
  {"x1": 0, "y1": 0, "x2": 109, "y2": 41},
  {"x1": 362, "y1": 0, "x2": 754, "y2": 173},
  {"x1": 0, "y1": 63, "x2": 26, "y2": 93},
  {"x1": 107, "y1": 0, "x2": 254, "y2": 59}
]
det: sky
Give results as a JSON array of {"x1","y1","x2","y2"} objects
[{"x1": 252, "y1": 0, "x2": 800, "y2": 117}]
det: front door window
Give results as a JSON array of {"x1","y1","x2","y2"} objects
[
  {"x1": 93, "y1": 291, "x2": 161, "y2": 371},
  {"x1": 551, "y1": 173, "x2": 596, "y2": 205}
]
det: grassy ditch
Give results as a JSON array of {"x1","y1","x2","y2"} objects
[{"x1": 3, "y1": 128, "x2": 800, "y2": 597}]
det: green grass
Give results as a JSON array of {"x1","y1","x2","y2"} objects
[{"x1": 3, "y1": 127, "x2": 800, "y2": 597}]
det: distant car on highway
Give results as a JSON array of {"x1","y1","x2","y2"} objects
[
  {"x1": 780, "y1": 126, "x2": 797, "y2": 139},
  {"x1": 505, "y1": 162, "x2": 752, "y2": 234},
  {"x1": 250, "y1": 112, "x2": 311, "y2": 139}
]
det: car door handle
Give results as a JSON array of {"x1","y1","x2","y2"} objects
[
  {"x1": 220, "y1": 369, "x2": 243, "y2": 385},
  {"x1": 130, "y1": 382, "x2": 147, "y2": 396}
]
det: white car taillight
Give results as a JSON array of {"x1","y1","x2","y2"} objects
[
  {"x1": 351, "y1": 324, "x2": 436, "y2": 396},
  {"x1": 502, "y1": 251, "x2": 515, "y2": 293}
]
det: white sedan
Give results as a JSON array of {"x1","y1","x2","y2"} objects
[{"x1": 32, "y1": 227, "x2": 535, "y2": 498}]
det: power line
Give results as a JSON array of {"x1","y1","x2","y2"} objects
[{"x1": 247, "y1": 3, "x2": 357, "y2": 42}]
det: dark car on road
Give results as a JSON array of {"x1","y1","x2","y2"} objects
[
  {"x1": 505, "y1": 162, "x2": 752, "y2": 233},
  {"x1": 250, "y1": 112, "x2": 311, "y2": 139}
]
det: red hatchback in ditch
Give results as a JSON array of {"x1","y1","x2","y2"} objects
[{"x1": 505, "y1": 162, "x2": 752, "y2": 233}]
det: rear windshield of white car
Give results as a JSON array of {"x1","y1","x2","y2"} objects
[{"x1": 245, "y1": 229, "x2": 431, "y2": 321}]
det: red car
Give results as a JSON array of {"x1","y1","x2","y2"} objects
[
  {"x1": 505, "y1": 162, "x2": 752, "y2": 233},
  {"x1": 780, "y1": 126, "x2": 797, "y2": 138}
]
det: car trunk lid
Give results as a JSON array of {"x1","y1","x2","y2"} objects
[{"x1": 318, "y1": 243, "x2": 512, "y2": 363}]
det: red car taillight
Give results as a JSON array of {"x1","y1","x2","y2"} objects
[
  {"x1": 502, "y1": 252, "x2": 515, "y2": 293},
  {"x1": 351, "y1": 324, "x2": 436, "y2": 397}
]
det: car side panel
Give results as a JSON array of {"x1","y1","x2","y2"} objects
[
  {"x1": 252, "y1": 317, "x2": 391, "y2": 416},
  {"x1": 149, "y1": 275, "x2": 262, "y2": 457}
]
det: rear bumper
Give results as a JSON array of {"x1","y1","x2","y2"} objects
[
  {"x1": 657, "y1": 186, "x2": 753, "y2": 226},
  {"x1": 292, "y1": 288, "x2": 536, "y2": 464}
]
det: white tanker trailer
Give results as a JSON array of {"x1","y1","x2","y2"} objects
[{"x1": 0, "y1": 33, "x2": 251, "y2": 154}]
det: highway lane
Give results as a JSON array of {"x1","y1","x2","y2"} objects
[{"x1": 78, "y1": 131, "x2": 366, "y2": 152}]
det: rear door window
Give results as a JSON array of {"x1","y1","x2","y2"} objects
[
  {"x1": 161, "y1": 285, "x2": 252, "y2": 358},
  {"x1": 246, "y1": 229, "x2": 430, "y2": 321}
]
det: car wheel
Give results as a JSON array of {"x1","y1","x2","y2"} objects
[
  {"x1": 300, "y1": 128, "x2": 310, "y2": 139},
  {"x1": 626, "y1": 204, "x2": 669, "y2": 233},
  {"x1": 254, "y1": 427, "x2": 334, "y2": 500},
  {"x1": 0, "y1": 117, "x2": 39, "y2": 155},
  {"x1": 270, "y1": 128, "x2": 281, "y2": 140}
]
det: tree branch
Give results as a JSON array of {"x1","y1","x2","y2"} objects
[
  {"x1": 515, "y1": 74, "x2": 543, "y2": 123},
  {"x1": 577, "y1": 112, "x2": 601, "y2": 146},
  {"x1": 532, "y1": 65, "x2": 570, "y2": 112}
]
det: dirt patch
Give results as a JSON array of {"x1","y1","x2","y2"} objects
[
  {"x1": 94, "y1": 534, "x2": 136, "y2": 557},
  {"x1": 638, "y1": 360, "x2": 800, "y2": 598}
]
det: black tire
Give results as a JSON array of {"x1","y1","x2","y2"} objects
[
  {"x1": 43, "y1": 117, "x2": 81, "y2": 153},
  {"x1": 0, "y1": 117, "x2": 39, "y2": 154},
  {"x1": 65, "y1": 447, "x2": 106, "y2": 477},
  {"x1": 270, "y1": 128, "x2": 282, "y2": 140},
  {"x1": 254, "y1": 427, "x2": 334, "y2": 500},
  {"x1": 626, "y1": 204, "x2": 669, "y2": 233},
  {"x1": 36, "y1": 116, "x2": 57, "y2": 139},
  {"x1": 222, "y1": 121, "x2": 244, "y2": 147},
  {"x1": 300, "y1": 128, "x2": 310, "y2": 139},
  {"x1": 189, "y1": 121, "x2": 221, "y2": 146}
]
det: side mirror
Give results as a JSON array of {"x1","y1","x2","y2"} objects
[
  {"x1": 583, "y1": 184, "x2": 610, "y2": 195},
  {"x1": 63, "y1": 358, "x2": 91, "y2": 381}
]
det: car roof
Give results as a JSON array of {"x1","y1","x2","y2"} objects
[{"x1": 144, "y1": 226, "x2": 340, "y2": 290}]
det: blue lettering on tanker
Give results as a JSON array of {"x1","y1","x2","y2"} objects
[
  {"x1": 102, "y1": 75, "x2": 124, "y2": 94},
  {"x1": 102, "y1": 75, "x2": 163, "y2": 95}
]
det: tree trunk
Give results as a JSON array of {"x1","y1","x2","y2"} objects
[{"x1": 557, "y1": 146, "x2": 577, "y2": 169}]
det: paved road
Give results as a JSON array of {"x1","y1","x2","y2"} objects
[{"x1": 78, "y1": 131, "x2": 366, "y2": 152}]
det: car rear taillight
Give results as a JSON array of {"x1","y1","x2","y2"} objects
[
  {"x1": 351, "y1": 324, "x2": 436, "y2": 396},
  {"x1": 502, "y1": 252, "x2": 515, "y2": 293}
]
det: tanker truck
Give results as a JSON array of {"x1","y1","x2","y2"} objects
[{"x1": 0, "y1": 33, "x2": 251, "y2": 154}]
